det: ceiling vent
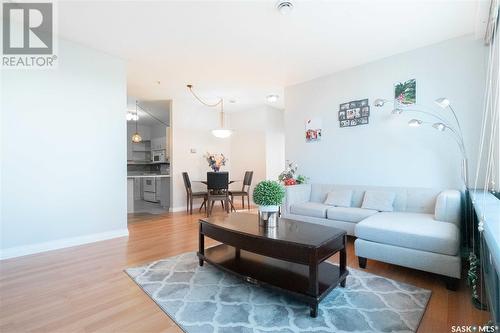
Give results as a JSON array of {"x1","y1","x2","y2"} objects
[{"x1": 276, "y1": 0, "x2": 294, "y2": 15}]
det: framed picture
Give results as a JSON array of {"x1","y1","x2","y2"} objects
[
  {"x1": 361, "y1": 106, "x2": 370, "y2": 117},
  {"x1": 353, "y1": 108, "x2": 361, "y2": 118},
  {"x1": 305, "y1": 118, "x2": 322, "y2": 142},
  {"x1": 394, "y1": 79, "x2": 416, "y2": 105},
  {"x1": 339, "y1": 99, "x2": 370, "y2": 127},
  {"x1": 346, "y1": 109, "x2": 355, "y2": 120},
  {"x1": 340, "y1": 120, "x2": 350, "y2": 128},
  {"x1": 358, "y1": 117, "x2": 369, "y2": 125}
]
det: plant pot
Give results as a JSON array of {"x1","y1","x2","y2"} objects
[{"x1": 258, "y1": 205, "x2": 279, "y2": 229}]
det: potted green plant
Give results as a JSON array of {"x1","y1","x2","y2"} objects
[{"x1": 253, "y1": 180, "x2": 286, "y2": 228}]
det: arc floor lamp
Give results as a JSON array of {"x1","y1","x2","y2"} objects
[{"x1": 374, "y1": 97, "x2": 468, "y2": 188}]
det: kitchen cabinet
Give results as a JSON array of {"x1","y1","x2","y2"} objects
[
  {"x1": 151, "y1": 136, "x2": 167, "y2": 151},
  {"x1": 127, "y1": 179, "x2": 134, "y2": 213},
  {"x1": 134, "y1": 178, "x2": 141, "y2": 200},
  {"x1": 130, "y1": 140, "x2": 151, "y2": 163},
  {"x1": 127, "y1": 123, "x2": 152, "y2": 161},
  {"x1": 155, "y1": 178, "x2": 162, "y2": 201}
]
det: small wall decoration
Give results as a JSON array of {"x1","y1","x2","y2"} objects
[
  {"x1": 394, "y1": 79, "x2": 416, "y2": 105},
  {"x1": 339, "y1": 99, "x2": 369, "y2": 127},
  {"x1": 305, "y1": 118, "x2": 322, "y2": 142}
]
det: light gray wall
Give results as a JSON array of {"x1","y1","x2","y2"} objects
[
  {"x1": 1, "y1": 38, "x2": 127, "y2": 255},
  {"x1": 284, "y1": 35, "x2": 487, "y2": 190}
]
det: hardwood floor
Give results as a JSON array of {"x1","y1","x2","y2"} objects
[{"x1": 0, "y1": 208, "x2": 491, "y2": 333}]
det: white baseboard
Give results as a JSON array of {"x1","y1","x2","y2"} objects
[
  {"x1": 169, "y1": 206, "x2": 186, "y2": 212},
  {"x1": 0, "y1": 228, "x2": 129, "y2": 260}
]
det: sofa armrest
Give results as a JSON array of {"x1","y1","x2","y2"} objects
[
  {"x1": 434, "y1": 190, "x2": 462, "y2": 225},
  {"x1": 282, "y1": 184, "x2": 312, "y2": 215}
]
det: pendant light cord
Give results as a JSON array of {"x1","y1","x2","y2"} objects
[
  {"x1": 135, "y1": 101, "x2": 139, "y2": 132},
  {"x1": 187, "y1": 84, "x2": 225, "y2": 127},
  {"x1": 187, "y1": 84, "x2": 223, "y2": 110},
  {"x1": 136, "y1": 102, "x2": 169, "y2": 127}
]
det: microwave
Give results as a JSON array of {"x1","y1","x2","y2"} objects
[{"x1": 152, "y1": 150, "x2": 167, "y2": 163}]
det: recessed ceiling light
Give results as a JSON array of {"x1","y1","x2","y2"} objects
[
  {"x1": 229, "y1": 99, "x2": 236, "y2": 104},
  {"x1": 276, "y1": 0, "x2": 293, "y2": 15},
  {"x1": 266, "y1": 94, "x2": 279, "y2": 103}
]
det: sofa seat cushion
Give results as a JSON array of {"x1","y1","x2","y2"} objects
[
  {"x1": 327, "y1": 207, "x2": 378, "y2": 223},
  {"x1": 290, "y1": 202, "x2": 330, "y2": 218},
  {"x1": 355, "y1": 212, "x2": 459, "y2": 256}
]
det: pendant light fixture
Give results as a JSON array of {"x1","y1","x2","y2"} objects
[
  {"x1": 131, "y1": 101, "x2": 142, "y2": 143},
  {"x1": 187, "y1": 84, "x2": 233, "y2": 138}
]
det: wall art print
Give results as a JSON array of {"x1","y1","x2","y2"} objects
[
  {"x1": 305, "y1": 117, "x2": 322, "y2": 142},
  {"x1": 339, "y1": 99, "x2": 369, "y2": 128},
  {"x1": 394, "y1": 79, "x2": 416, "y2": 105}
]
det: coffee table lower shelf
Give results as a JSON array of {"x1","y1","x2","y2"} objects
[{"x1": 197, "y1": 244, "x2": 348, "y2": 316}]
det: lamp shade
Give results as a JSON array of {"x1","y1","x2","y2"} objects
[
  {"x1": 408, "y1": 119, "x2": 423, "y2": 127},
  {"x1": 131, "y1": 132, "x2": 142, "y2": 143},
  {"x1": 432, "y1": 123, "x2": 446, "y2": 131},
  {"x1": 211, "y1": 129, "x2": 232, "y2": 138},
  {"x1": 435, "y1": 97, "x2": 450, "y2": 109}
]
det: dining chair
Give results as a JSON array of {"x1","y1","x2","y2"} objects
[
  {"x1": 229, "y1": 171, "x2": 253, "y2": 210},
  {"x1": 206, "y1": 172, "x2": 234, "y2": 216},
  {"x1": 182, "y1": 172, "x2": 207, "y2": 214}
]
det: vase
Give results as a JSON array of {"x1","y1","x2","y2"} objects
[
  {"x1": 211, "y1": 166, "x2": 220, "y2": 172},
  {"x1": 258, "y1": 205, "x2": 279, "y2": 229}
]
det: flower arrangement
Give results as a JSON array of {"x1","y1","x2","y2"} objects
[
  {"x1": 204, "y1": 153, "x2": 227, "y2": 172},
  {"x1": 253, "y1": 180, "x2": 286, "y2": 207},
  {"x1": 278, "y1": 161, "x2": 308, "y2": 186}
]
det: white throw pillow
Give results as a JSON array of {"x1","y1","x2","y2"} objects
[
  {"x1": 361, "y1": 191, "x2": 396, "y2": 212},
  {"x1": 324, "y1": 190, "x2": 353, "y2": 207}
]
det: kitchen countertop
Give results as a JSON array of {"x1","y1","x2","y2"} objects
[{"x1": 127, "y1": 174, "x2": 170, "y2": 179}]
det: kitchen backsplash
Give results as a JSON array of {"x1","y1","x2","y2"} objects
[{"x1": 127, "y1": 163, "x2": 169, "y2": 174}]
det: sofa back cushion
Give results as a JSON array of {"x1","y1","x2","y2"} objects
[
  {"x1": 310, "y1": 184, "x2": 446, "y2": 214},
  {"x1": 361, "y1": 191, "x2": 396, "y2": 212},
  {"x1": 324, "y1": 190, "x2": 353, "y2": 207}
]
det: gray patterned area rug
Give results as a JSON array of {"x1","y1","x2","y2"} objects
[{"x1": 125, "y1": 252, "x2": 431, "y2": 333}]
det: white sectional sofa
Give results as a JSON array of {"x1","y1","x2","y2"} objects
[{"x1": 281, "y1": 183, "x2": 462, "y2": 289}]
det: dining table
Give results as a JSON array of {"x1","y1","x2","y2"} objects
[
  {"x1": 192, "y1": 180, "x2": 240, "y2": 185},
  {"x1": 192, "y1": 179, "x2": 241, "y2": 212}
]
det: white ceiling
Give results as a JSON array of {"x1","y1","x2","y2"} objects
[{"x1": 57, "y1": 0, "x2": 488, "y2": 111}]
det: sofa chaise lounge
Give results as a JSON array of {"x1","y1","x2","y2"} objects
[{"x1": 281, "y1": 183, "x2": 462, "y2": 289}]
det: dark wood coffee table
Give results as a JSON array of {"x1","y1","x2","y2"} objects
[{"x1": 197, "y1": 212, "x2": 348, "y2": 317}]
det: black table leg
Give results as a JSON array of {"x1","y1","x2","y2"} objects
[
  {"x1": 310, "y1": 303, "x2": 318, "y2": 318},
  {"x1": 340, "y1": 235, "x2": 347, "y2": 287},
  {"x1": 198, "y1": 223, "x2": 204, "y2": 266},
  {"x1": 309, "y1": 252, "x2": 319, "y2": 317},
  {"x1": 235, "y1": 248, "x2": 241, "y2": 259}
]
